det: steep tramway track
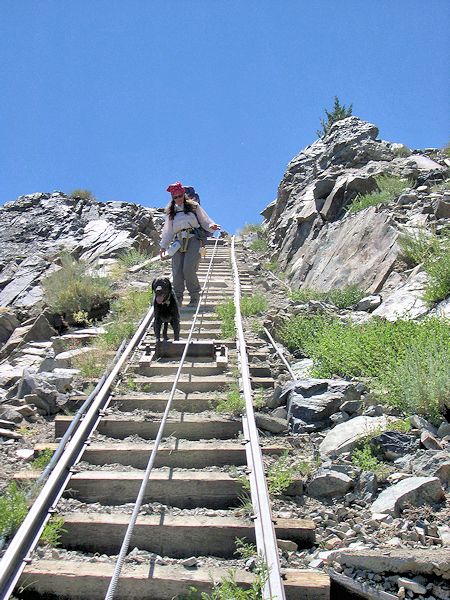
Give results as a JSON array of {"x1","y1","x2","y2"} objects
[{"x1": 2, "y1": 237, "x2": 330, "y2": 600}]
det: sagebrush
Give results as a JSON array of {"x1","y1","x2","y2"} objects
[
  {"x1": 278, "y1": 315, "x2": 450, "y2": 423},
  {"x1": 290, "y1": 285, "x2": 364, "y2": 309},
  {"x1": 347, "y1": 175, "x2": 410, "y2": 214},
  {"x1": 217, "y1": 299, "x2": 236, "y2": 338},
  {"x1": 240, "y1": 293, "x2": 268, "y2": 316},
  {"x1": 43, "y1": 253, "x2": 112, "y2": 321},
  {"x1": 399, "y1": 228, "x2": 450, "y2": 303}
]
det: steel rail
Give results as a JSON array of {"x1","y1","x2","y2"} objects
[
  {"x1": 0, "y1": 346, "x2": 124, "y2": 553},
  {"x1": 262, "y1": 326, "x2": 296, "y2": 380},
  {"x1": 0, "y1": 304, "x2": 156, "y2": 600},
  {"x1": 231, "y1": 237, "x2": 286, "y2": 600},
  {"x1": 104, "y1": 236, "x2": 220, "y2": 600}
]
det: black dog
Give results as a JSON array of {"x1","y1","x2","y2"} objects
[{"x1": 152, "y1": 277, "x2": 180, "y2": 341}]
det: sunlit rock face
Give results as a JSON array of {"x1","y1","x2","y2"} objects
[
  {"x1": 262, "y1": 116, "x2": 449, "y2": 308},
  {"x1": 0, "y1": 192, "x2": 163, "y2": 313}
]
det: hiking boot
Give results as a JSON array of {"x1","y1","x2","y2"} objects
[{"x1": 187, "y1": 296, "x2": 199, "y2": 308}]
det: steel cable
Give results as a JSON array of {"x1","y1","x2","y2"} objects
[{"x1": 104, "y1": 236, "x2": 220, "y2": 600}]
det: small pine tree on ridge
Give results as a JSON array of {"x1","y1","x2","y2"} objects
[{"x1": 317, "y1": 96, "x2": 353, "y2": 138}]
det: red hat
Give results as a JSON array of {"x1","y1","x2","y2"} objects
[{"x1": 166, "y1": 182, "x2": 185, "y2": 197}]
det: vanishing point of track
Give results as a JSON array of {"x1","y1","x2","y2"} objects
[{"x1": 0, "y1": 237, "x2": 330, "y2": 600}]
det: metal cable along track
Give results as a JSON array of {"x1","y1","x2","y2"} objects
[{"x1": 0, "y1": 236, "x2": 329, "y2": 600}]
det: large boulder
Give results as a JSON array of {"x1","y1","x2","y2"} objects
[
  {"x1": 283, "y1": 378, "x2": 362, "y2": 433},
  {"x1": 0, "y1": 310, "x2": 19, "y2": 344},
  {"x1": 262, "y1": 115, "x2": 449, "y2": 310},
  {"x1": 319, "y1": 415, "x2": 393, "y2": 458},
  {"x1": 10, "y1": 369, "x2": 69, "y2": 415},
  {"x1": 308, "y1": 469, "x2": 353, "y2": 498},
  {"x1": 369, "y1": 430, "x2": 419, "y2": 461},
  {"x1": 370, "y1": 476, "x2": 444, "y2": 516},
  {"x1": 0, "y1": 313, "x2": 56, "y2": 360},
  {"x1": 396, "y1": 450, "x2": 450, "y2": 485},
  {"x1": 324, "y1": 547, "x2": 450, "y2": 579},
  {"x1": 372, "y1": 267, "x2": 429, "y2": 320}
]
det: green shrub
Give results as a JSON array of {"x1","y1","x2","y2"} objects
[
  {"x1": 352, "y1": 442, "x2": 388, "y2": 475},
  {"x1": 98, "y1": 288, "x2": 153, "y2": 350},
  {"x1": 278, "y1": 315, "x2": 450, "y2": 423},
  {"x1": 70, "y1": 189, "x2": 95, "y2": 200},
  {"x1": 71, "y1": 345, "x2": 112, "y2": 378},
  {"x1": 39, "y1": 515, "x2": 66, "y2": 547},
  {"x1": 290, "y1": 285, "x2": 364, "y2": 309},
  {"x1": 267, "y1": 451, "x2": 296, "y2": 496},
  {"x1": 118, "y1": 249, "x2": 150, "y2": 268},
  {"x1": 264, "y1": 260, "x2": 279, "y2": 272},
  {"x1": 347, "y1": 175, "x2": 410, "y2": 214},
  {"x1": 249, "y1": 238, "x2": 269, "y2": 253},
  {"x1": 423, "y1": 244, "x2": 450, "y2": 304},
  {"x1": 240, "y1": 294, "x2": 268, "y2": 316},
  {"x1": 68, "y1": 288, "x2": 153, "y2": 378},
  {"x1": 327, "y1": 285, "x2": 365, "y2": 309},
  {"x1": 31, "y1": 449, "x2": 54, "y2": 470},
  {"x1": 0, "y1": 483, "x2": 29, "y2": 539},
  {"x1": 183, "y1": 542, "x2": 269, "y2": 599},
  {"x1": 398, "y1": 230, "x2": 439, "y2": 266},
  {"x1": 215, "y1": 385, "x2": 245, "y2": 416},
  {"x1": 431, "y1": 179, "x2": 450, "y2": 192},
  {"x1": 0, "y1": 482, "x2": 65, "y2": 545},
  {"x1": 43, "y1": 253, "x2": 112, "y2": 321},
  {"x1": 290, "y1": 289, "x2": 324, "y2": 304},
  {"x1": 217, "y1": 299, "x2": 236, "y2": 338},
  {"x1": 234, "y1": 538, "x2": 257, "y2": 560},
  {"x1": 399, "y1": 229, "x2": 450, "y2": 303},
  {"x1": 386, "y1": 340, "x2": 450, "y2": 424}
]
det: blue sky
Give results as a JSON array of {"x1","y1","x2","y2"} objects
[{"x1": 1, "y1": 1, "x2": 449, "y2": 233}]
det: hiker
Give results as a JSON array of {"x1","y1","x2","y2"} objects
[{"x1": 159, "y1": 182, "x2": 220, "y2": 307}]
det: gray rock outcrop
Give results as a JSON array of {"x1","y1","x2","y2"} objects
[
  {"x1": 319, "y1": 415, "x2": 393, "y2": 458},
  {"x1": 279, "y1": 378, "x2": 363, "y2": 433},
  {"x1": 0, "y1": 192, "x2": 162, "y2": 314},
  {"x1": 261, "y1": 116, "x2": 449, "y2": 308},
  {"x1": 370, "y1": 476, "x2": 445, "y2": 516}
]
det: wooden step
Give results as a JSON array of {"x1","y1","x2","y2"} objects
[
  {"x1": 108, "y1": 393, "x2": 222, "y2": 412},
  {"x1": 18, "y1": 560, "x2": 330, "y2": 600},
  {"x1": 55, "y1": 413, "x2": 242, "y2": 440},
  {"x1": 129, "y1": 374, "x2": 235, "y2": 392},
  {"x1": 15, "y1": 470, "x2": 242, "y2": 508},
  {"x1": 35, "y1": 441, "x2": 286, "y2": 468},
  {"x1": 145, "y1": 330, "x2": 225, "y2": 342},
  {"x1": 132, "y1": 360, "x2": 227, "y2": 377},
  {"x1": 58, "y1": 512, "x2": 316, "y2": 556},
  {"x1": 177, "y1": 320, "x2": 224, "y2": 328},
  {"x1": 71, "y1": 392, "x2": 267, "y2": 413},
  {"x1": 101, "y1": 392, "x2": 222, "y2": 413},
  {"x1": 16, "y1": 470, "x2": 304, "y2": 507}
]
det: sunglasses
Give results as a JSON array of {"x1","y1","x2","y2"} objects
[{"x1": 173, "y1": 194, "x2": 183, "y2": 200}]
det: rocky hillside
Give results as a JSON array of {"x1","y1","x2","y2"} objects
[
  {"x1": 262, "y1": 117, "x2": 449, "y2": 320},
  {"x1": 0, "y1": 191, "x2": 163, "y2": 317}
]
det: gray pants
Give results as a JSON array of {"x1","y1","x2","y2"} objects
[{"x1": 172, "y1": 236, "x2": 201, "y2": 304}]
